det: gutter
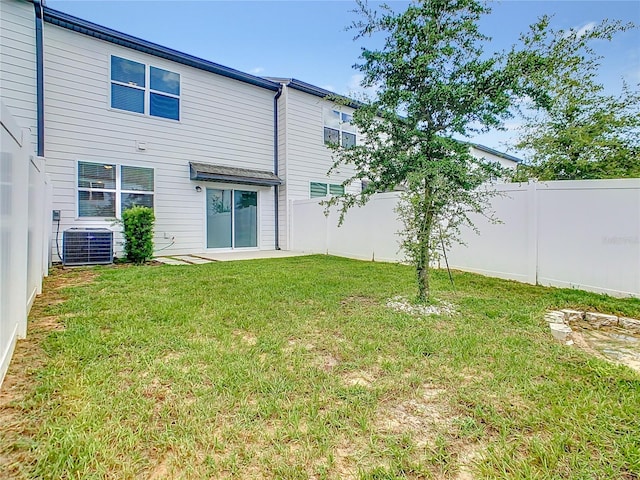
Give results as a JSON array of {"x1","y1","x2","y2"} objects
[
  {"x1": 273, "y1": 85, "x2": 283, "y2": 250},
  {"x1": 34, "y1": 0, "x2": 45, "y2": 157}
]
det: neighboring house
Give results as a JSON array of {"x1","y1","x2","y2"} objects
[
  {"x1": 0, "y1": 0, "x2": 521, "y2": 260},
  {"x1": 470, "y1": 143, "x2": 521, "y2": 170}
]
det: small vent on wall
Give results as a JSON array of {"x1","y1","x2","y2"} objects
[{"x1": 63, "y1": 228, "x2": 113, "y2": 266}]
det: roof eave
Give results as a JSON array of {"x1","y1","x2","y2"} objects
[
  {"x1": 286, "y1": 79, "x2": 363, "y2": 109},
  {"x1": 42, "y1": 7, "x2": 280, "y2": 92},
  {"x1": 192, "y1": 172, "x2": 282, "y2": 187},
  {"x1": 471, "y1": 143, "x2": 523, "y2": 164},
  {"x1": 189, "y1": 162, "x2": 282, "y2": 187}
]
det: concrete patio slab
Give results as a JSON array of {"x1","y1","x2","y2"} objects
[{"x1": 194, "y1": 250, "x2": 311, "y2": 262}]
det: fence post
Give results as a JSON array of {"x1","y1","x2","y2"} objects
[
  {"x1": 526, "y1": 181, "x2": 538, "y2": 285},
  {"x1": 43, "y1": 172, "x2": 52, "y2": 274}
]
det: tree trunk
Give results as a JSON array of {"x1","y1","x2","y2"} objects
[
  {"x1": 416, "y1": 186, "x2": 433, "y2": 303},
  {"x1": 417, "y1": 239, "x2": 430, "y2": 302}
]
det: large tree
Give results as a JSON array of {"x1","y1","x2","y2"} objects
[
  {"x1": 326, "y1": 0, "x2": 544, "y2": 302},
  {"x1": 511, "y1": 18, "x2": 639, "y2": 181}
]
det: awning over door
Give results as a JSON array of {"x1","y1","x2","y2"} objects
[{"x1": 189, "y1": 162, "x2": 282, "y2": 187}]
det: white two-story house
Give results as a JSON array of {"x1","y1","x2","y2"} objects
[{"x1": 1, "y1": 0, "x2": 519, "y2": 261}]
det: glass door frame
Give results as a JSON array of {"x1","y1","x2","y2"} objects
[{"x1": 205, "y1": 187, "x2": 260, "y2": 250}]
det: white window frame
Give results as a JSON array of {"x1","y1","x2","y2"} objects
[
  {"x1": 109, "y1": 55, "x2": 181, "y2": 122},
  {"x1": 323, "y1": 108, "x2": 357, "y2": 148},
  {"x1": 309, "y1": 181, "x2": 345, "y2": 199},
  {"x1": 76, "y1": 161, "x2": 155, "y2": 219}
]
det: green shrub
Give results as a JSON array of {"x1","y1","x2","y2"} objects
[{"x1": 121, "y1": 206, "x2": 155, "y2": 264}]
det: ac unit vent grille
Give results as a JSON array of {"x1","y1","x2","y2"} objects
[{"x1": 63, "y1": 228, "x2": 113, "y2": 266}]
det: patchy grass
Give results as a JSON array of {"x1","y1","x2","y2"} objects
[{"x1": 1, "y1": 255, "x2": 639, "y2": 479}]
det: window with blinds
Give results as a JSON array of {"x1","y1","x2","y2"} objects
[
  {"x1": 323, "y1": 108, "x2": 357, "y2": 148},
  {"x1": 77, "y1": 161, "x2": 154, "y2": 218},
  {"x1": 310, "y1": 182, "x2": 345, "y2": 198},
  {"x1": 110, "y1": 56, "x2": 180, "y2": 121}
]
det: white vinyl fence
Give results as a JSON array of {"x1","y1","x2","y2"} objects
[
  {"x1": 290, "y1": 179, "x2": 640, "y2": 298},
  {"x1": 1, "y1": 101, "x2": 51, "y2": 388}
]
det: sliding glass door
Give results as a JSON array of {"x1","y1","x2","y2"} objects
[{"x1": 206, "y1": 189, "x2": 257, "y2": 249}]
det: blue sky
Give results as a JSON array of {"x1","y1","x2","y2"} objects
[{"x1": 47, "y1": 0, "x2": 639, "y2": 158}]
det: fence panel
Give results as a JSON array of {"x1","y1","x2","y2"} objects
[
  {"x1": 536, "y1": 180, "x2": 640, "y2": 297},
  {"x1": 290, "y1": 200, "x2": 329, "y2": 254},
  {"x1": 290, "y1": 179, "x2": 640, "y2": 298},
  {"x1": 446, "y1": 183, "x2": 537, "y2": 284},
  {"x1": 0, "y1": 101, "x2": 50, "y2": 388}
]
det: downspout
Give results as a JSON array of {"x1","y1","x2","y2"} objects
[
  {"x1": 273, "y1": 85, "x2": 283, "y2": 250},
  {"x1": 34, "y1": 0, "x2": 45, "y2": 157}
]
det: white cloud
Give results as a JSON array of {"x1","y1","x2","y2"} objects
[
  {"x1": 568, "y1": 21, "x2": 596, "y2": 38},
  {"x1": 348, "y1": 73, "x2": 365, "y2": 91},
  {"x1": 249, "y1": 67, "x2": 264, "y2": 75},
  {"x1": 627, "y1": 68, "x2": 640, "y2": 82},
  {"x1": 344, "y1": 73, "x2": 378, "y2": 100}
]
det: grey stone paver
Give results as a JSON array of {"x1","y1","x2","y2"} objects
[
  {"x1": 196, "y1": 251, "x2": 309, "y2": 262},
  {"x1": 156, "y1": 257, "x2": 190, "y2": 265},
  {"x1": 173, "y1": 255, "x2": 212, "y2": 265},
  {"x1": 156, "y1": 251, "x2": 310, "y2": 265}
]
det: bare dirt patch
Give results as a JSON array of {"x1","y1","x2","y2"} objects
[
  {"x1": 330, "y1": 437, "x2": 360, "y2": 479},
  {"x1": 147, "y1": 456, "x2": 170, "y2": 480},
  {"x1": 377, "y1": 385, "x2": 449, "y2": 447},
  {"x1": 0, "y1": 267, "x2": 98, "y2": 478},
  {"x1": 233, "y1": 330, "x2": 258, "y2": 346},
  {"x1": 342, "y1": 371, "x2": 375, "y2": 387},
  {"x1": 455, "y1": 442, "x2": 486, "y2": 480}
]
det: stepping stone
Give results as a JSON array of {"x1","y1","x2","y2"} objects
[
  {"x1": 561, "y1": 309, "x2": 584, "y2": 323},
  {"x1": 156, "y1": 257, "x2": 189, "y2": 265},
  {"x1": 619, "y1": 317, "x2": 640, "y2": 334},
  {"x1": 545, "y1": 311, "x2": 566, "y2": 324},
  {"x1": 173, "y1": 255, "x2": 211, "y2": 265},
  {"x1": 585, "y1": 312, "x2": 618, "y2": 328},
  {"x1": 549, "y1": 323, "x2": 573, "y2": 342}
]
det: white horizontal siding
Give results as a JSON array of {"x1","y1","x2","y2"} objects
[
  {"x1": 0, "y1": 0, "x2": 37, "y2": 151},
  {"x1": 43, "y1": 23, "x2": 277, "y2": 258},
  {"x1": 277, "y1": 86, "x2": 289, "y2": 249},
  {"x1": 470, "y1": 147, "x2": 518, "y2": 170},
  {"x1": 284, "y1": 88, "x2": 359, "y2": 201}
]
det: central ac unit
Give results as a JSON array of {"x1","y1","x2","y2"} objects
[{"x1": 63, "y1": 228, "x2": 113, "y2": 266}]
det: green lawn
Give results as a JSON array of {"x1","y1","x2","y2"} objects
[{"x1": 2, "y1": 255, "x2": 639, "y2": 479}]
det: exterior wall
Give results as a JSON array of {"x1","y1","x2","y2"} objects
[
  {"x1": 0, "y1": 0, "x2": 37, "y2": 150},
  {"x1": 277, "y1": 86, "x2": 289, "y2": 249},
  {"x1": 284, "y1": 87, "x2": 359, "y2": 201},
  {"x1": 279, "y1": 86, "x2": 361, "y2": 249},
  {"x1": 470, "y1": 146, "x2": 518, "y2": 170},
  {"x1": 43, "y1": 23, "x2": 277, "y2": 258}
]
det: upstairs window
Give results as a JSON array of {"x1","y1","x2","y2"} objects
[
  {"x1": 323, "y1": 109, "x2": 356, "y2": 148},
  {"x1": 110, "y1": 56, "x2": 180, "y2": 121},
  {"x1": 310, "y1": 181, "x2": 345, "y2": 198}
]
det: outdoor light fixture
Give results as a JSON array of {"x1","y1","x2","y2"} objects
[{"x1": 195, "y1": 185, "x2": 202, "y2": 192}]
